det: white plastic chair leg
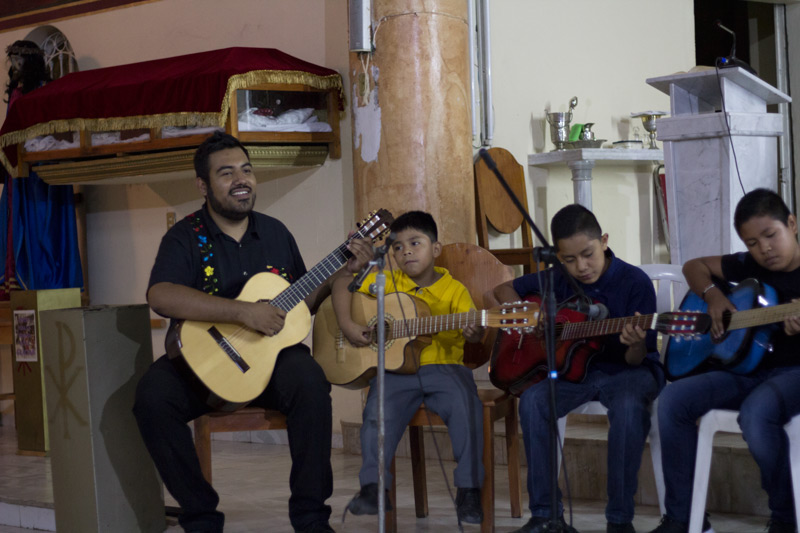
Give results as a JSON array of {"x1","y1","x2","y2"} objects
[
  {"x1": 784, "y1": 414, "x2": 800, "y2": 529},
  {"x1": 689, "y1": 409, "x2": 741, "y2": 533},
  {"x1": 648, "y1": 398, "x2": 666, "y2": 515}
]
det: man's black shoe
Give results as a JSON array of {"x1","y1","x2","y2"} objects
[
  {"x1": 345, "y1": 483, "x2": 392, "y2": 515},
  {"x1": 456, "y1": 487, "x2": 483, "y2": 524},
  {"x1": 510, "y1": 515, "x2": 580, "y2": 533},
  {"x1": 648, "y1": 514, "x2": 714, "y2": 533},
  {"x1": 296, "y1": 522, "x2": 335, "y2": 533}
]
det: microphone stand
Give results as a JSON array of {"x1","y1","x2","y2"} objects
[
  {"x1": 478, "y1": 148, "x2": 589, "y2": 531},
  {"x1": 353, "y1": 243, "x2": 391, "y2": 533}
]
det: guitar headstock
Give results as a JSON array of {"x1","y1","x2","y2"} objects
[
  {"x1": 354, "y1": 209, "x2": 394, "y2": 243},
  {"x1": 488, "y1": 301, "x2": 540, "y2": 330},
  {"x1": 656, "y1": 311, "x2": 711, "y2": 336}
]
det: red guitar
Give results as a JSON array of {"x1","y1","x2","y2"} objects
[{"x1": 488, "y1": 295, "x2": 711, "y2": 396}]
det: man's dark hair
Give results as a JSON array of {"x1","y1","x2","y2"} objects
[
  {"x1": 550, "y1": 203, "x2": 602, "y2": 249},
  {"x1": 193, "y1": 131, "x2": 250, "y2": 183},
  {"x1": 734, "y1": 188, "x2": 791, "y2": 234},
  {"x1": 390, "y1": 210, "x2": 438, "y2": 242}
]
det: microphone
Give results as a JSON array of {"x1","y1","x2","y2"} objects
[
  {"x1": 348, "y1": 260, "x2": 374, "y2": 293},
  {"x1": 383, "y1": 232, "x2": 397, "y2": 247},
  {"x1": 348, "y1": 232, "x2": 396, "y2": 292},
  {"x1": 715, "y1": 19, "x2": 737, "y2": 59},
  {"x1": 565, "y1": 299, "x2": 609, "y2": 321},
  {"x1": 714, "y1": 19, "x2": 757, "y2": 75}
]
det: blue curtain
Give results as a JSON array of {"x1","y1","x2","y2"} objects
[{"x1": 0, "y1": 168, "x2": 83, "y2": 297}]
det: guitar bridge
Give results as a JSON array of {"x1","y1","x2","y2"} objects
[{"x1": 207, "y1": 326, "x2": 250, "y2": 373}]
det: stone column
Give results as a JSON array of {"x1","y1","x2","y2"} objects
[{"x1": 349, "y1": 0, "x2": 475, "y2": 243}]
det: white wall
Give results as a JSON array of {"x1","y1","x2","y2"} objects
[
  {"x1": 484, "y1": 1, "x2": 695, "y2": 264},
  {"x1": 0, "y1": 0, "x2": 696, "y2": 434}
]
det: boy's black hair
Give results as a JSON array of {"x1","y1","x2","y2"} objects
[
  {"x1": 734, "y1": 188, "x2": 791, "y2": 234},
  {"x1": 550, "y1": 203, "x2": 602, "y2": 249},
  {"x1": 390, "y1": 210, "x2": 438, "y2": 242},
  {"x1": 193, "y1": 131, "x2": 250, "y2": 184}
]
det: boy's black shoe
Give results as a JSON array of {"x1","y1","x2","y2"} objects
[
  {"x1": 766, "y1": 519, "x2": 797, "y2": 533},
  {"x1": 345, "y1": 483, "x2": 392, "y2": 515},
  {"x1": 648, "y1": 514, "x2": 714, "y2": 533},
  {"x1": 455, "y1": 487, "x2": 483, "y2": 524},
  {"x1": 296, "y1": 522, "x2": 335, "y2": 533},
  {"x1": 607, "y1": 522, "x2": 635, "y2": 533},
  {"x1": 510, "y1": 515, "x2": 580, "y2": 533}
]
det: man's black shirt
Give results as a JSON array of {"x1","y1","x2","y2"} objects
[{"x1": 148, "y1": 204, "x2": 307, "y2": 303}]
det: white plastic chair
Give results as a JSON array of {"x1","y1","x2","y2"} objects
[
  {"x1": 688, "y1": 411, "x2": 800, "y2": 533},
  {"x1": 556, "y1": 263, "x2": 687, "y2": 515},
  {"x1": 785, "y1": 414, "x2": 800, "y2": 529}
]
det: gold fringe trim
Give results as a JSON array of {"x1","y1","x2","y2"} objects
[
  {"x1": 219, "y1": 70, "x2": 344, "y2": 125},
  {"x1": 0, "y1": 69, "x2": 343, "y2": 150}
]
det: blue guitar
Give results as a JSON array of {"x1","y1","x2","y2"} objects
[{"x1": 666, "y1": 279, "x2": 800, "y2": 379}]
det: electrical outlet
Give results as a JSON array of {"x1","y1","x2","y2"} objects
[{"x1": 166, "y1": 212, "x2": 176, "y2": 229}]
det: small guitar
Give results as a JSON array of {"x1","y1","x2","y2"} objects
[
  {"x1": 312, "y1": 292, "x2": 538, "y2": 389},
  {"x1": 167, "y1": 209, "x2": 394, "y2": 411},
  {"x1": 665, "y1": 279, "x2": 800, "y2": 379},
  {"x1": 489, "y1": 295, "x2": 711, "y2": 396}
]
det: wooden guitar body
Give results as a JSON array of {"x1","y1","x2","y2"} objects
[
  {"x1": 313, "y1": 292, "x2": 431, "y2": 389},
  {"x1": 665, "y1": 279, "x2": 781, "y2": 379},
  {"x1": 489, "y1": 301, "x2": 604, "y2": 396},
  {"x1": 167, "y1": 272, "x2": 311, "y2": 411}
]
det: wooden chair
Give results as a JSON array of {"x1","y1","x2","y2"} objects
[
  {"x1": 194, "y1": 408, "x2": 286, "y2": 483},
  {"x1": 474, "y1": 147, "x2": 537, "y2": 274},
  {"x1": 386, "y1": 242, "x2": 523, "y2": 533}
]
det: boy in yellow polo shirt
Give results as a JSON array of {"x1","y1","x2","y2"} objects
[{"x1": 332, "y1": 210, "x2": 485, "y2": 524}]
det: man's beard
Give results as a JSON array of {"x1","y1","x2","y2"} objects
[{"x1": 206, "y1": 185, "x2": 254, "y2": 221}]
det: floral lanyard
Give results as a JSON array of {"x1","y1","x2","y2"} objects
[{"x1": 188, "y1": 210, "x2": 220, "y2": 295}]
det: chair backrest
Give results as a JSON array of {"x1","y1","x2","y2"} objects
[
  {"x1": 434, "y1": 243, "x2": 514, "y2": 369},
  {"x1": 639, "y1": 263, "x2": 688, "y2": 314},
  {"x1": 474, "y1": 147, "x2": 533, "y2": 249}
]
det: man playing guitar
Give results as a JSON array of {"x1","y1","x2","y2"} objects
[{"x1": 133, "y1": 131, "x2": 373, "y2": 533}]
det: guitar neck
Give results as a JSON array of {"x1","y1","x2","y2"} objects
[
  {"x1": 728, "y1": 301, "x2": 800, "y2": 331},
  {"x1": 270, "y1": 241, "x2": 355, "y2": 313},
  {"x1": 559, "y1": 314, "x2": 658, "y2": 341},
  {"x1": 391, "y1": 310, "x2": 484, "y2": 339}
]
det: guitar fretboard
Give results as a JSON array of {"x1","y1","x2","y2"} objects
[
  {"x1": 728, "y1": 301, "x2": 800, "y2": 331},
  {"x1": 391, "y1": 309, "x2": 485, "y2": 339},
  {"x1": 559, "y1": 314, "x2": 657, "y2": 340},
  {"x1": 268, "y1": 212, "x2": 389, "y2": 313}
]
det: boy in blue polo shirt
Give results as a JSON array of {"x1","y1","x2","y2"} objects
[{"x1": 494, "y1": 204, "x2": 663, "y2": 533}]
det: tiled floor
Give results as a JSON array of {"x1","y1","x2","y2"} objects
[{"x1": 0, "y1": 423, "x2": 771, "y2": 532}]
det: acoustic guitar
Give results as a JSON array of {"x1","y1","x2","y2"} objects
[
  {"x1": 312, "y1": 292, "x2": 538, "y2": 389},
  {"x1": 666, "y1": 279, "x2": 800, "y2": 379},
  {"x1": 489, "y1": 294, "x2": 711, "y2": 396},
  {"x1": 166, "y1": 209, "x2": 394, "y2": 411}
]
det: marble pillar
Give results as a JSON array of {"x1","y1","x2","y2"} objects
[{"x1": 349, "y1": 0, "x2": 475, "y2": 243}]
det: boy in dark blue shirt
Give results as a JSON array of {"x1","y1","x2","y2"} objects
[{"x1": 494, "y1": 204, "x2": 663, "y2": 533}]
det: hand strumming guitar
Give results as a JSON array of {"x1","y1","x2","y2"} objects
[
  {"x1": 703, "y1": 287, "x2": 738, "y2": 339},
  {"x1": 238, "y1": 301, "x2": 287, "y2": 337},
  {"x1": 340, "y1": 318, "x2": 372, "y2": 347}
]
